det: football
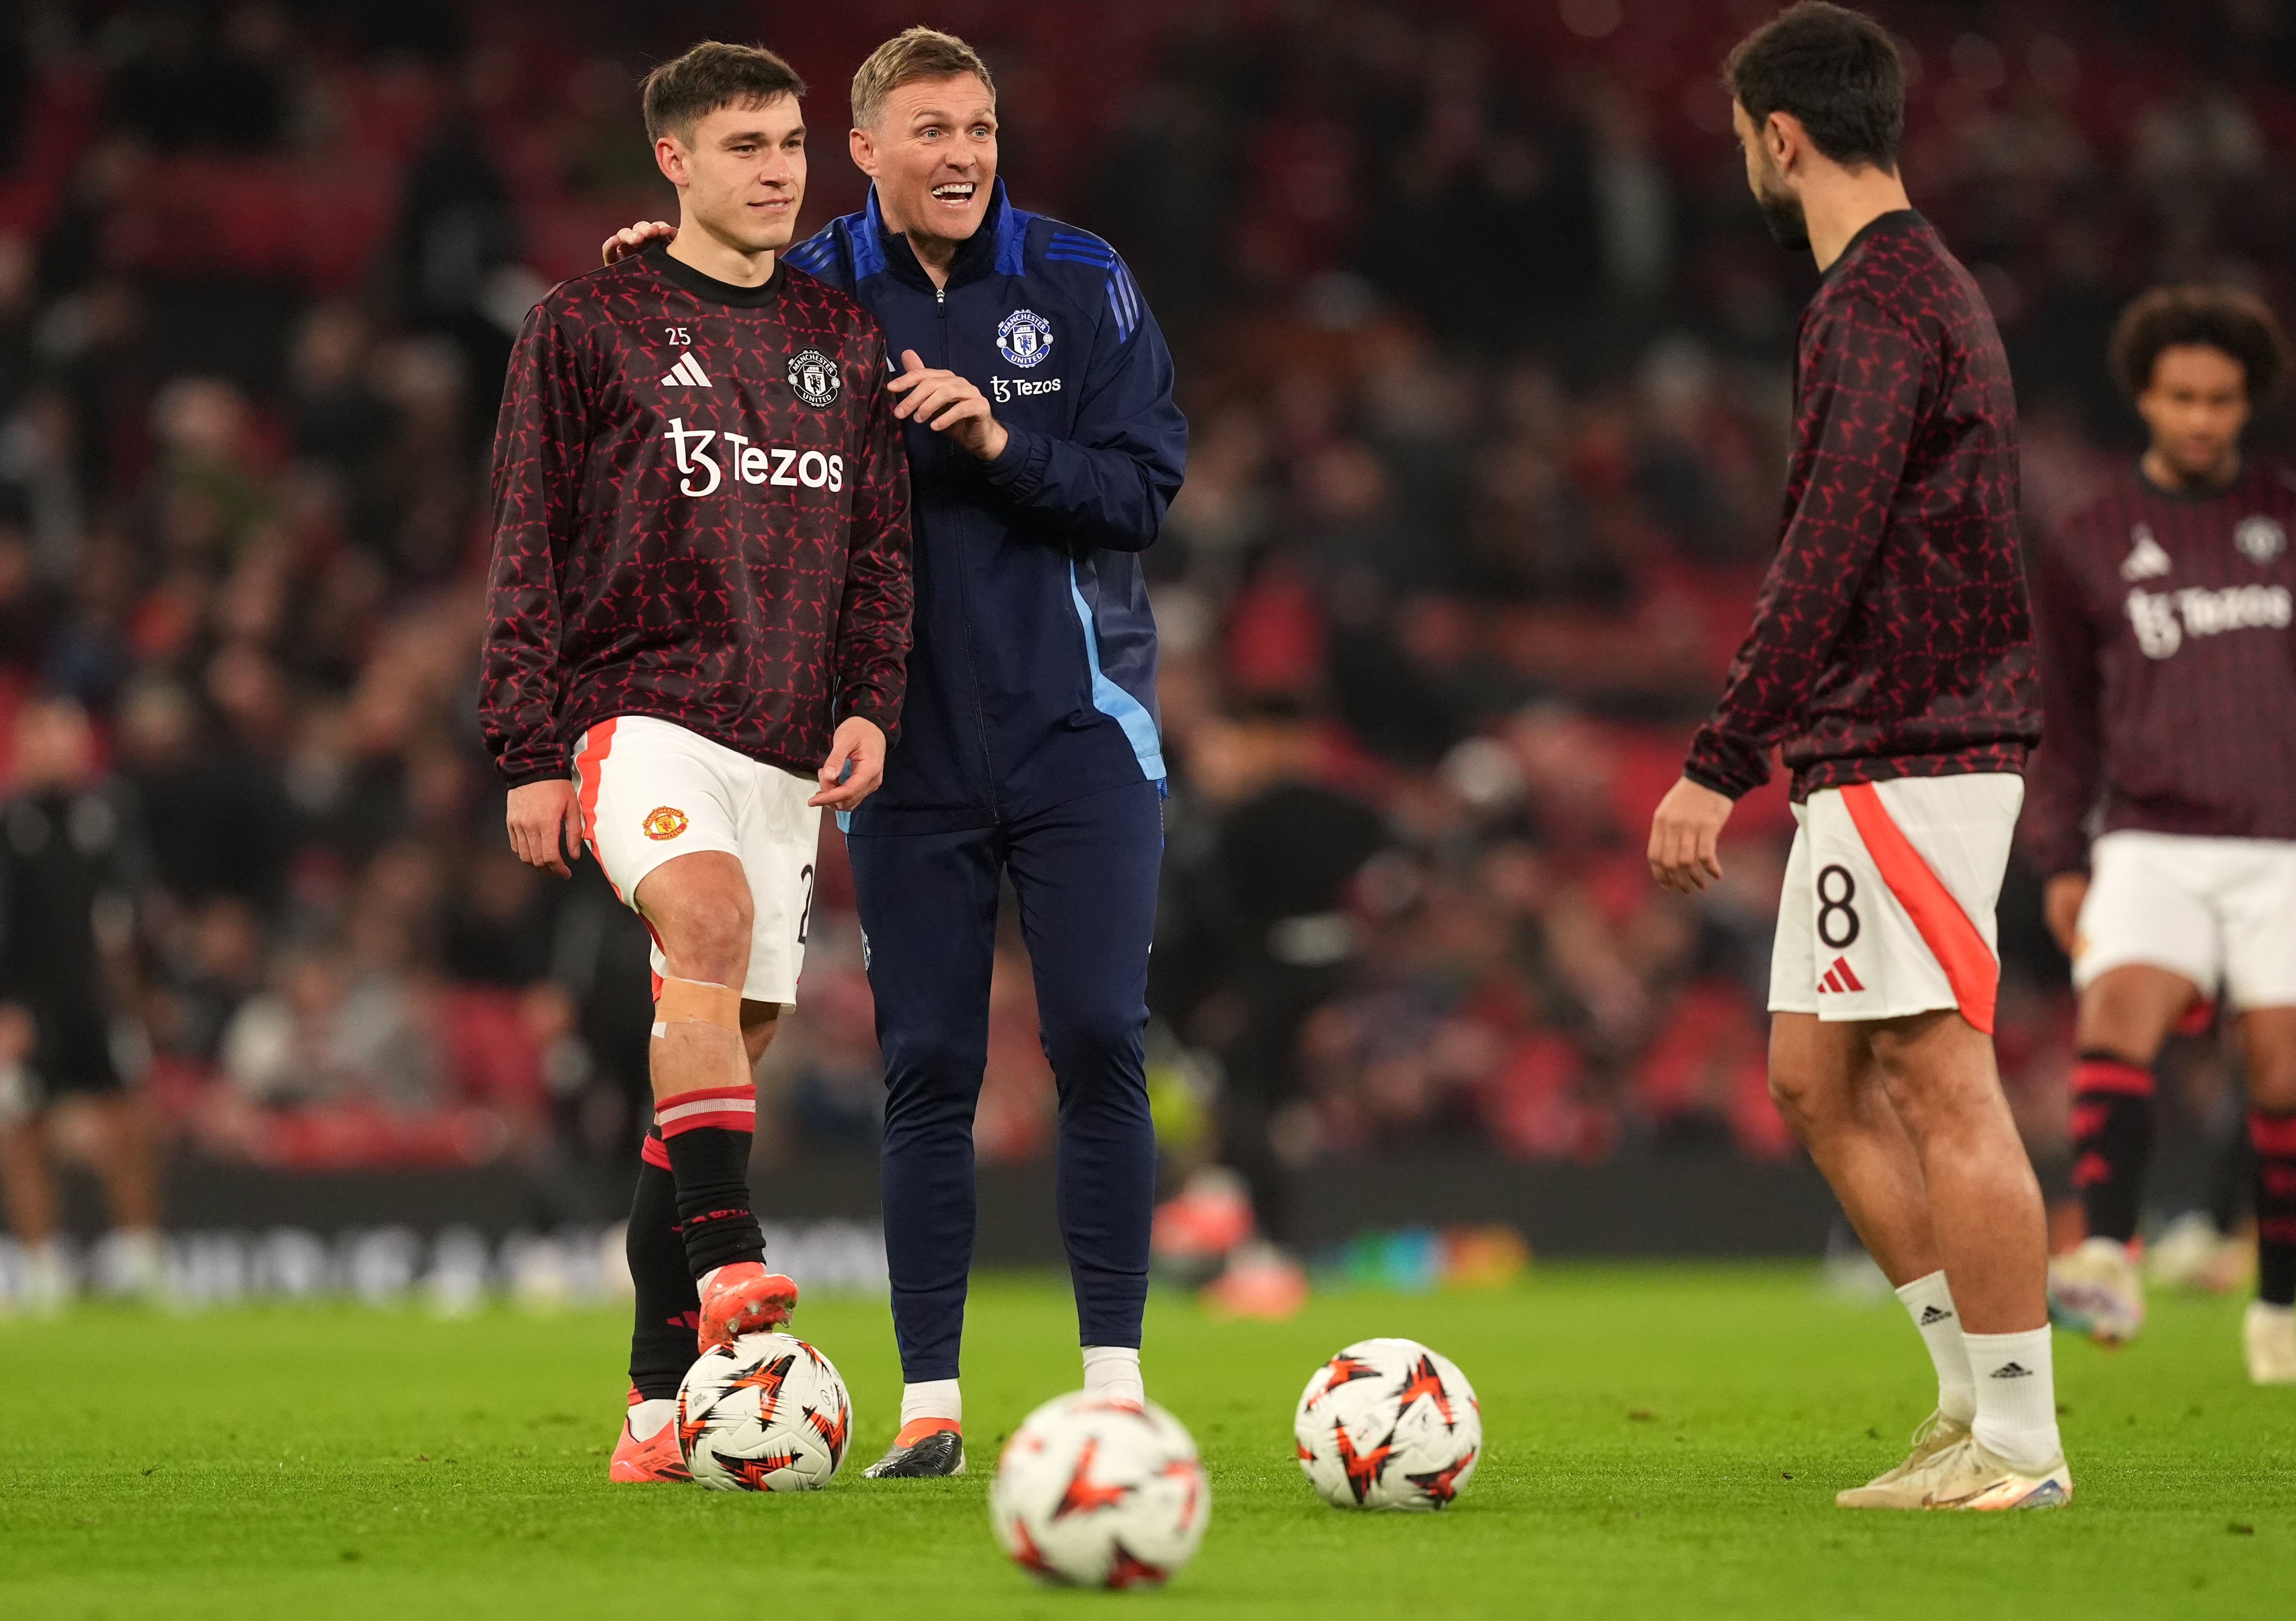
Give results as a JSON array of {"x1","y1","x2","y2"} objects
[
  {"x1": 1293, "y1": 1337, "x2": 1481, "y2": 1510},
  {"x1": 989, "y1": 1394, "x2": 1210, "y2": 1588},
  {"x1": 675, "y1": 1332, "x2": 853, "y2": 1492}
]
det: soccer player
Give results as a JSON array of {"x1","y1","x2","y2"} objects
[
  {"x1": 479, "y1": 42, "x2": 912, "y2": 1484},
  {"x1": 2025, "y1": 286, "x2": 2296, "y2": 1382},
  {"x1": 605, "y1": 27, "x2": 1186, "y2": 1478},
  {"x1": 0, "y1": 696, "x2": 163, "y2": 1308},
  {"x1": 1648, "y1": 4, "x2": 2070, "y2": 1508}
]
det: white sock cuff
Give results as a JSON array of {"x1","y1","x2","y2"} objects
[
  {"x1": 627, "y1": 1397, "x2": 676, "y2": 1440},
  {"x1": 1893, "y1": 1268, "x2": 1952, "y2": 1312},
  {"x1": 1082, "y1": 1344, "x2": 1144, "y2": 1400},
  {"x1": 900, "y1": 1379, "x2": 962, "y2": 1428}
]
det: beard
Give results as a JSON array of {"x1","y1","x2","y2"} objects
[{"x1": 1755, "y1": 180, "x2": 1809, "y2": 251}]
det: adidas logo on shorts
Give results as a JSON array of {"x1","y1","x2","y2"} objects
[{"x1": 1815, "y1": 955, "x2": 1865, "y2": 995}]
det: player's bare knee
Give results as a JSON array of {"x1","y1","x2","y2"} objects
[{"x1": 650, "y1": 885, "x2": 753, "y2": 985}]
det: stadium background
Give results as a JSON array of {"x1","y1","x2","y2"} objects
[{"x1": 0, "y1": 0, "x2": 2283, "y2": 1293}]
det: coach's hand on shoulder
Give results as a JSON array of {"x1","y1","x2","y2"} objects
[
  {"x1": 810, "y1": 717, "x2": 887, "y2": 811},
  {"x1": 2042, "y1": 872, "x2": 2088, "y2": 958},
  {"x1": 507, "y1": 779, "x2": 584, "y2": 879},
  {"x1": 1647, "y1": 777, "x2": 1733, "y2": 895},
  {"x1": 888, "y1": 350, "x2": 1009, "y2": 461},
  {"x1": 600, "y1": 220, "x2": 676, "y2": 266}
]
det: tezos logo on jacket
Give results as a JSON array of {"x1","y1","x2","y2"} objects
[
  {"x1": 787, "y1": 349, "x2": 842, "y2": 408},
  {"x1": 996, "y1": 309, "x2": 1054, "y2": 369}
]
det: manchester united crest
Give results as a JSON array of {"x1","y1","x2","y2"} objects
[
  {"x1": 786, "y1": 349, "x2": 841, "y2": 408},
  {"x1": 996, "y1": 308, "x2": 1054, "y2": 369},
  {"x1": 642, "y1": 806, "x2": 689, "y2": 841},
  {"x1": 2236, "y1": 514, "x2": 2287, "y2": 565}
]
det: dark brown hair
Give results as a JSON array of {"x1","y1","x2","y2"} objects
[
  {"x1": 2110, "y1": 285, "x2": 2291, "y2": 401},
  {"x1": 642, "y1": 40, "x2": 806, "y2": 145},
  {"x1": 1725, "y1": 3, "x2": 1905, "y2": 170}
]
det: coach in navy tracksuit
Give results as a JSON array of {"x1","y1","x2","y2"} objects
[{"x1": 782, "y1": 32, "x2": 1184, "y2": 1473}]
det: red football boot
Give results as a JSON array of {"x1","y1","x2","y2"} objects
[
  {"x1": 607, "y1": 1387, "x2": 692, "y2": 1483},
  {"x1": 695, "y1": 1263, "x2": 799, "y2": 1351}
]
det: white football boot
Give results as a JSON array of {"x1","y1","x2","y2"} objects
[
  {"x1": 1834, "y1": 1408, "x2": 1971, "y2": 1508},
  {"x1": 1848, "y1": 1432, "x2": 2072, "y2": 1511},
  {"x1": 2048, "y1": 1237, "x2": 2145, "y2": 1344},
  {"x1": 2243, "y1": 1301, "x2": 2296, "y2": 1385}
]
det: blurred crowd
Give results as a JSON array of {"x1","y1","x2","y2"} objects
[{"x1": 0, "y1": 0, "x2": 2287, "y2": 1206}]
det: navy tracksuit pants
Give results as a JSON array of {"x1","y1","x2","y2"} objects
[{"x1": 847, "y1": 779, "x2": 1163, "y2": 1382}]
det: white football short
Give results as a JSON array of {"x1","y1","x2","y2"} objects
[
  {"x1": 2072, "y1": 831, "x2": 2296, "y2": 1010},
  {"x1": 1769, "y1": 773, "x2": 2023, "y2": 1033},
  {"x1": 570, "y1": 715, "x2": 821, "y2": 1006}
]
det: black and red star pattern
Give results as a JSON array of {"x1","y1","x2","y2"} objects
[
  {"x1": 1685, "y1": 211, "x2": 2038, "y2": 802},
  {"x1": 1052, "y1": 1437, "x2": 1133, "y2": 1519},
  {"x1": 803, "y1": 1400, "x2": 851, "y2": 1470},
  {"x1": 1332, "y1": 1420, "x2": 1399, "y2": 1505},
  {"x1": 1406, "y1": 1444, "x2": 1476, "y2": 1507},
  {"x1": 480, "y1": 245, "x2": 912, "y2": 787},
  {"x1": 728, "y1": 1351, "x2": 796, "y2": 1427},
  {"x1": 1309, "y1": 1352, "x2": 1380, "y2": 1407},
  {"x1": 1103, "y1": 1545, "x2": 1168, "y2": 1589},
  {"x1": 1394, "y1": 1354, "x2": 1455, "y2": 1429},
  {"x1": 711, "y1": 1448, "x2": 799, "y2": 1490},
  {"x1": 2022, "y1": 458, "x2": 2296, "y2": 876}
]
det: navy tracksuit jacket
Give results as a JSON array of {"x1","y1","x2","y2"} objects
[{"x1": 784, "y1": 181, "x2": 1186, "y2": 1379}]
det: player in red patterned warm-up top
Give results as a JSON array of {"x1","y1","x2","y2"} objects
[
  {"x1": 477, "y1": 42, "x2": 913, "y2": 1483},
  {"x1": 2019, "y1": 285, "x2": 2296, "y2": 1382},
  {"x1": 1677, "y1": 216, "x2": 2035, "y2": 801},
  {"x1": 1651, "y1": 4, "x2": 2068, "y2": 1511},
  {"x1": 481, "y1": 219, "x2": 908, "y2": 787}
]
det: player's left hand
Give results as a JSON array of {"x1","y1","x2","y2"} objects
[
  {"x1": 888, "y1": 349, "x2": 1009, "y2": 461},
  {"x1": 1648, "y1": 776, "x2": 1734, "y2": 894},
  {"x1": 601, "y1": 219, "x2": 676, "y2": 266},
  {"x1": 810, "y1": 717, "x2": 888, "y2": 810}
]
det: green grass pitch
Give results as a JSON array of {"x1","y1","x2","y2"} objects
[{"x1": 2, "y1": 1264, "x2": 2290, "y2": 1618}]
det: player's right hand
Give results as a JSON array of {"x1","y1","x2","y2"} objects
[
  {"x1": 1647, "y1": 776, "x2": 1733, "y2": 894},
  {"x1": 601, "y1": 220, "x2": 677, "y2": 266},
  {"x1": 507, "y1": 779, "x2": 584, "y2": 879},
  {"x1": 2042, "y1": 872, "x2": 2088, "y2": 958}
]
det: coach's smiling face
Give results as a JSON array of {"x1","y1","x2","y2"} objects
[{"x1": 852, "y1": 72, "x2": 999, "y2": 263}]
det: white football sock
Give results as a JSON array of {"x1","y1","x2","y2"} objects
[
  {"x1": 1082, "y1": 1344, "x2": 1144, "y2": 1405},
  {"x1": 1963, "y1": 1326, "x2": 2062, "y2": 1472},
  {"x1": 900, "y1": 1379, "x2": 962, "y2": 1429},
  {"x1": 627, "y1": 1397, "x2": 676, "y2": 1440},
  {"x1": 1894, "y1": 1269, "x2": 1976, "y2": 1425}
]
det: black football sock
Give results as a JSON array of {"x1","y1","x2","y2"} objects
[
  {"x1": 2250, "y1": 1110, "x2": 2296, "y2": 1308},
  {"x1": 627, "y1": 1131, "x2": 701, "y2": 1400},
  {"x1": 2070, "y1": 1051, "x2": 2154, "y2": 1244},
  {"x1": 659, "y1": 1084, "x2": 766, "y2": 1278}
]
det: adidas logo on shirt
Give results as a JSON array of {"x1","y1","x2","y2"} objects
[
  {"x1": 2121, "y1": 525, "x2": 2171, "y2": 582},
  {"x1": 662, "y1": 353, "x2": 713, "y2": 388},
  {"x1": 1815, "y1": 955, "x2": 1865, "y2": 995}
]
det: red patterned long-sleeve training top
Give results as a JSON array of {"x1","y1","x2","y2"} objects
[
  {"x1": 2021, "y1": 459, "x2": 2296, "y2": 876},
  {"x1": 480, "y1": 244, "x2": 912, "y2": 787},
  {"x1": 1683, "y1": 210, "x2": 2039, "y2": 801}
]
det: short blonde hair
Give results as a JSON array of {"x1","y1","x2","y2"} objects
[{"x1": 850, "y1": 27, "x2": 995, "y2": 131}]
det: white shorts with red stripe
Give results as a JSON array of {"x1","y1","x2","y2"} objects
[
  {"x1": 1769, "y1": 773, "x2": 2023, "y2": 1033},
  {"x1": 570, "y1": 714, "x2": 822, "y2": 1007}
]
